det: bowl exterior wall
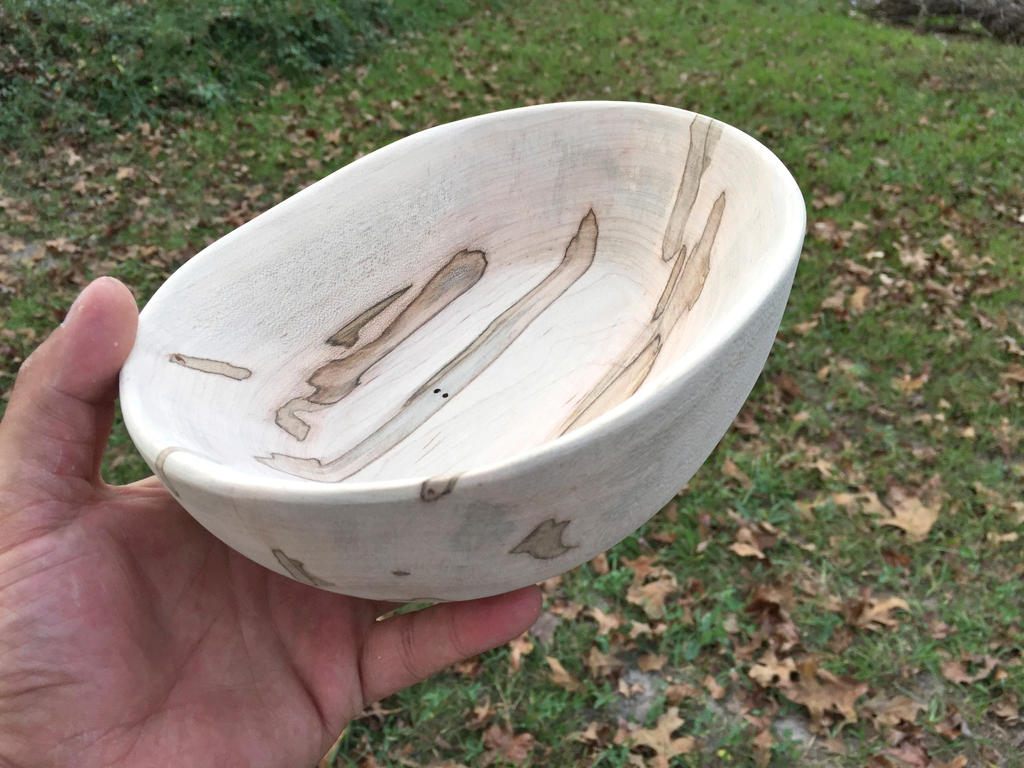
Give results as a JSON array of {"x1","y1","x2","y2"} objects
[{"x1": 163, "y1": 251, "x2": 797, "y2": 600}]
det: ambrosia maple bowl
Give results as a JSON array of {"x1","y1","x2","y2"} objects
[{"x1": 120, "y1": 102, "x2": 805, "y2": 601}]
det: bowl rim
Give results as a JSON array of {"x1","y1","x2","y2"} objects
[{"x1": 120, "y1": 100, "x2": 806, "y2": 501}]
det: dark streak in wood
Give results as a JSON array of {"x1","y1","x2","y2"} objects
[
  {"x1": 169, "y1": 354, "x2": 252, "y2": 380},
  {"x1": 326, "y1": 285, "x2": 411, "y2": 347},
  {"x1": 560, "y1": 334, "x2": 662, "y2": 435},
  {"x1": 391, "y1": 569, "x2": 411, "y2": 577},
  {"x1": 560, "y1": 192, "x2": 727, "y2": 437},
  {"x1": 656, "y1": 192, "x2": 726, "y2": 330},
  {"x1": 275, "y1": 249, "x2": 487, "y2": 441},
  {"x1": 510, "y1": 518, "x2": 576, "y2": 559},
  {"x1": 420, "y1": 475, "x2": 458, "y2": 501},
  {"x1": 260, "y1": 210, "x2": 599, "y2": 482},
  {"x1": 661, "y1": 115, "x2": 722, "y2": 262},
  {"x1": 272, "y1": 548, "x2": 335, "y2": 587}
]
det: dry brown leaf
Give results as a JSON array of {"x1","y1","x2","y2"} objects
[
  {"x1": 586, "y1": 607, "x2": 623, "y2": 636},
  {"x1": 586, "y1": 646, "x2": 624, "y2": 679},
  {"x1": 941, "y1": 654, "x2": 1000, "y2": 684},
  {"x1": 482, "y1": 723, "x2": 534, "y2": 766},
  {"x1": 877, "y1": 486, "x2": 941, "y2": 542},
  {"x1": 753, "y1": 653, "x2": 868, "y2": 732},
  {"x1": 864, "y1": 694, "x2": 924, "y2": 727},
  {"x1": 891, "y1": 367, "x2": 930, "y2": 394},
  {"x1": 115, "y1": 166, "x2": 136, "y2": 180},
  {"x1": 664, "y1": 682, "x2": 700, "y2": 704},
  {"x1": 791, "y1": 318, "x2": 820, "y2": 335},
  {"x1": 723, "y1": 457, "x2": 753, "y2": 489},
  {"x1": 620, "y1": 554, "x2": 660, "y2": 583},
  {"x1": 630, "y1": 707, "x2": 695, "y2": 768},
  {"x1": 637, "y1": 653, "x2": 667, "y2": 672},
  {"x1": 546, "y1": 656, "x2": 584, "y2": 692},
  {"x1": 850, "y1": 284, "x2": 871, "y2": 313},
  {"x1": 508, "y1": 633, "x2": 534, "y2": 672},
  {"x1": 571, "y1": 721, "x2": 616, "y2": 747},
  {"x1": 626, "y1": 575, "x2": 678, "y2": 620},
  {"x1": 749, "y1": 650, "x2": 798, "y2": 688},
  {"x1": 730, "y1": 526, "x2": 767, "y2": 559},
  {"x1": 629, "y1": 620, "x2": 653, "y2": 639},
  {"x1": 787, "y1": 658, "x2": 868, "y2": 731},
  {"x1": 466, "y1": 697, "x2": 496, "y2": 730},
  {"x1": 590, "y1": 552, "x2": 610, "y2": 574},
  {"x1": 986, "y1": 531, "x2": 1019, "y2": 544},
  {"x1": 743, "y1": 583, "x2": 801, "y2": 656},
  {"x1": 992, "y1": 693, "x2": 1020, "y2": 723},
  {"x1": 752, "y1": 729, "x2": 773, "y2": 768},
  {"x1": 844, "y1": 589, "x2": 911, "y2": 631},
  {"x1": 703, "y1": 675, "x2": 726, "y2": 700}
]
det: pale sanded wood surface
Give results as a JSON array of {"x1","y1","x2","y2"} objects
[{"x1": 120, "y1": 102, "x2": 804, "y2": 600}]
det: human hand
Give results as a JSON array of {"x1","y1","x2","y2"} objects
[{"x1": 0, "y1": 277, "x2": 542, "y2": 767}]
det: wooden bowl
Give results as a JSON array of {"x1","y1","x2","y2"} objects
[{"x1": 120, "y1": 102, "x2": 804, "y2": 601}]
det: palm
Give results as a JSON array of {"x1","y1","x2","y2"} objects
[{"x1": 0, "y1": 278, "x2": 539, "y2": 767}]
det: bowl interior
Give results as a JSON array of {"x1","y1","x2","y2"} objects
[{"x1": 121, "y1": 103, "x2": 801, "y2": 486}]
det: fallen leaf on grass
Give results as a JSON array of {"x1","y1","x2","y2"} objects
[
  {"x1": 752, "y1": 729, "x2": 773, "y2": 768},
  {"x1": 637, "y1": 653, "x2": 667, "y2": 672},
  {"x1": 546, "y1": 656, "x2": 584, "y2": 692},
  {"x1": 664, "y1": 682, "x2": 700, "y2": 704},
  {"x1": 751, "y1": 653, "x2": 868, "y2": 732},
  {"x1": 586, "y1": 606, "x2": 622, "y2": 636},
  {"x1": 742, "y1": 583, "x2": 801, "y2": 656},
  {"x1": 850, "y1": 284, "x2": 871, "y2": 313},
  {"x1": 629, "y1": 707, "x2": 695, "y2": 768},
  {"x1": 844, "y1": 589, "x2": 911, "y2": 631},
  {"x1": 992, "y1": 693, "x2": 1020, "y2": 723},
  {"x1": 878, "y1": 485, "x2": 941, "y2": 542},
  {"x1": 466, "y1": 697, "x2": 497, "y2": 730},
  {"x1": 723, "y1": 456, "x2": 753, "y2": 489},
  {"x1": 482, "y1": 723, "x2": 534, "y2": 766},
  {"x1": 986, "y1": 531, "x2": 1019, "y2": 544},
  {"x1": 508, "y1": 633, "x2": 534, "y2": 672},
  {"x1": 586, "y1": 646, "x2": 624, "y2": 679},
  {"x1": 703, "y1": 675, "x2": 726, "y2": 700},
  {"x1": 729, "y1": 518, "x2": 781, "y2": 560},
  {"x1": 864, "y1": 694, "x2": 924, "y2": 728},
  {"x1": 730, "y1": 526, "x2": 769, "y2": 559},
  {"x1": 749, "y1": 650, "x2": 797, "y2": 687},
  {"x1": 941, "y1": 654, "x2": 1000, "y2": 684},
  {"x1": 891, "y1": 368, "x2": 930, "y2": 394},
  {"x1": 790, "y1": 318, "x2": 819, "y2": 335},
  {"x1": 626, "y1": 574, "x2": 678, "y2": 620},
  {"x1": 571, "y1": 721, "x2": 619, "y2": 748}
]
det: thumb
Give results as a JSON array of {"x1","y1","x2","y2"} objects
[{"x1": 0, "y1": 277, "x2": 138, "y2": 489}]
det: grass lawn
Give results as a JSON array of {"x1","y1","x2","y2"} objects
[{"x1": 1, "y1": 0, "x2": 1022, "y2": 765}]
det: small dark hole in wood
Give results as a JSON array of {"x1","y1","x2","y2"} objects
[
  {"x1": 433, "y1": 388, "x2": 441, "y2": 393},
  {"x1": 442, "y1": 393, "x2": 449, "y2": 398}
]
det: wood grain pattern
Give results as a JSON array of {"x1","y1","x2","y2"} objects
[
  {"x1": 661, "y1": 115, "x2": 723, "y2": 262},
  {"x1": 259, "y1": 210, "x2": 599, "y2": 482},
  {"x1": 169, "y1": 354, "x2": 252, "y2": 380},
  {"x1": 326, "y1": 285, "x2": 410, "y2": 348},
  {"x1": 119, "y1": 102, "x2": 806, "y2": 601},
  {"x1": 510, "y1": 518, "x2": 576, "y2": 559},
  {"x1": 275, "y1": 249, "x2": 487, "y2": 440},
  {"x1": 272, "y1": 548, "x2": 334, "y2": 587},
  {"x1": 560, "y1": 192, "x2": 727, "y2": 435}
]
